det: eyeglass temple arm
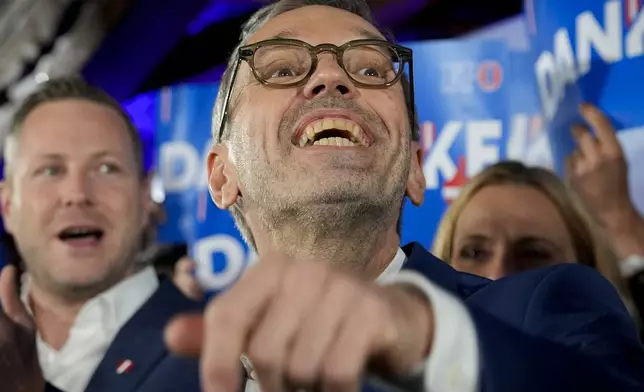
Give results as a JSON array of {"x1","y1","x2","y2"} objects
[
  {"x1": 216, "y1": 57, "x2": 244, "y2": 141},
  {"x1": 407, "y1": 57, "x2": 416, "y2": 134}
]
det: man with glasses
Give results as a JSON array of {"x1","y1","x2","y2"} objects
[
  {"x1": 163, "y1": 1, "x2": 644, "y2": 391},
  {"x1": 163, "y1": 2, "x2": 644, "y2": 392}
]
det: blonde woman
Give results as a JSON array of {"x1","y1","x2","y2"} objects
[{"x1": 432, "y1": 160, "x2": 623, "y2": 290}]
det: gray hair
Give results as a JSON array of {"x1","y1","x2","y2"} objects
[{"x1": 212, "y1": 0, "x2": 418, "y2": 249}]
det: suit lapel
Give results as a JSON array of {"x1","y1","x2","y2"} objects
[
  {"x1": 84, "y1": 279, "x2": 202, "y2": 392},
  {"x1": 401, "y1": 242, "x2": 489, "y2": 299}
]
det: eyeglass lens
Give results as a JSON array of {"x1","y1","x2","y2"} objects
[{"x1": 251, "y1": 43, "x2": 402, "y2": 86}]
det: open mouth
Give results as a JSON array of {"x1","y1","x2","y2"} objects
[
  {"x1": 295, "y1": 118, "x2": 370, "y2": 147},
  {"x1": 58, "y1": 226, "x2": 104, "y2": 245}
]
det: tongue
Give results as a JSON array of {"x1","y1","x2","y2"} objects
[{"x1": 63, "y1": 235, "x2": 100, "y2": 247}]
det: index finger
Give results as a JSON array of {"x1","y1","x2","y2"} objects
[
  {"x1": 579, "y1": 103, "x2": 622, "y2": 155},
  {"x1": 170, "y1": 256, "x2": 287, "y2": 392}
]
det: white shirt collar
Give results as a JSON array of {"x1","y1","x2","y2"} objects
[
  {"x1": 375, "y1": 247, "x2": 407, "y2": 283},
  {"x1": 21, "y1": 266, "x2": 159, "y2": 346}
]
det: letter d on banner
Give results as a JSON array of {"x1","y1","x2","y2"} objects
[{"x1": 194, "y1": 234, "x2": 247, "y2": 292}]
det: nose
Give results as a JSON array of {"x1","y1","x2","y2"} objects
[
  {"x1": 302, "y1": 55, "x2": 359, "y2": 99},
  {"x1": 60, "y1": 171, "x2": 95, "y2": 207},
  {"x1": 485, "y1": 251, "x2": 516, "y2": 280}
]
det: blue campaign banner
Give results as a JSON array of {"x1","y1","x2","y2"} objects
[
  {"x1": 155, "y1": 84, "x2": 253, "y2": 292},
  {"x1": 155, "y1": 85, "x2": 216, "y2": 244},
  {"x1": 526, "y1": 0, "x2": 644, "y2": 211},
  {"x1": 400, "y1": 39, "x2": 511, "y2": 247},
  {"x1": 505, "y1": 48, "x2": 553, "y2": 169}
]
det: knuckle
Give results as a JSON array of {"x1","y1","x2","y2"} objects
[
  {"x1": 361, "y1": 292, "x2": 390, "y2": 321},
  {"x1": 322, "y1": 361, "x2": 359, "y2": 388},
  {"x1": 247, "y1": 340, "x2": 277, "y2": 373},
  {"x1": 606, "y1": 153, "x2": 624, "y2": 164},
  {"x1": 286, "y1": 361, "x2": 316, "y2": 387},
  {"x1": 200, "y1": 360, "x2": 232, "y2": 391},
  {"x1": 204, "y1": 301, "x2": 239, "y2": 332}
]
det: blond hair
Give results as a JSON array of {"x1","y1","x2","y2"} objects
[
  {"x1": 432, "y1": 161, "x2": 622, "y2": 289},
  {"x1": 4, "y1": 76, "x2": 143, "y2": 179}
]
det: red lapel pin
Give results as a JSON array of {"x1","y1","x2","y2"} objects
[{"x1": 116, "y1": 359, "x2": 134, "y2": 375}]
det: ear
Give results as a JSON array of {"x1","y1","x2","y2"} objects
[
  {"x1": 207, "y1": 144, "x2": 240, "y2": 209},
  {"x1": 0, "y1": 180, "x2": 15, "y2": 234},
  {"x1": 140, "y1": 174, "x2": 153, "y2": 229},
  {"x1": 405, "y1": 141, "x2": 425, "y2": 206}
]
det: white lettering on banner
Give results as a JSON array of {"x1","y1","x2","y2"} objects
[
  {"x1": 507, "y1": 113, "x2": 530, "y2": 160},
  {"x1": 536, "y1": 0, "x2": 644, "y2": 120},
  {"x1": 159, "y1": 141, "x2": 210, "y2": 192},
  {"x1": 507, "y1": 113, "x2": 545, "y2": 161},
  {"x1": 423, "y1": 120, "x2": 502, "y2": 190},
  {"x1": 440, "y1": 60, "x2": 503, "y2": 94},
  {"x1": 441, "y1": 61, "x2": 476, "y2": 94},
  {"x1": 194, "y1": 234, "x2": 249, "y2": 291},
  {"x1": 524, "y1": 133, "x2": 555, "y2": 169}
]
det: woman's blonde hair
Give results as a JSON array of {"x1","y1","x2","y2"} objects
[{"x1": 431, "y1": 161, "x2": 622, "y2": 288}]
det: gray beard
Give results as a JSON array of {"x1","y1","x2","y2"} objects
[{"x1": 243, "y1": 171, "x2": 407, "y2": 274}]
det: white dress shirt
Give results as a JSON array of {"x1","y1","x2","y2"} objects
[
  {"x1": 619, "y1": 254, "x2": 644, "y2": 278},
  {"x1": 21, "y1": 266, "x2": 159, "y2": 392},
  {"x1": 245, "y1": 248, "x2": 480, "y2": 392}
]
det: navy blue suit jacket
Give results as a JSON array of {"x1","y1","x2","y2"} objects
[
  {"x1": 401, "y1": 242, "x2": 644, "y2": 391},
  {"x1": 45, "y1": 278, "x2": 204, "y2": 392},
  {"x1": 47, "y1": 243, "x2": 644, "y2": 391}
]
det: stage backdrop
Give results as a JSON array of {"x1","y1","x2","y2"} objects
[
  {"x1": 526, "y1": 0, "x2": 644, "y2": 213},
  {"x1": 152, "y1": 37, "x2": 545, "y2": 292}
]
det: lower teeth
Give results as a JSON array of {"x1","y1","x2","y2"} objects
[{"x1": 312, "y1": 137, "x2": 355, "y2": 146}]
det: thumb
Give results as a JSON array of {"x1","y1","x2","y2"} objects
[
  {"x1": 164, "y1": 313, "x2": 204, "y2": 358},
  {"x1": 0, "y1": 265, "x2": 33, "y2": 330}
]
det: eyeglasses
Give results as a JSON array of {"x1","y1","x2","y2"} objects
[{"x1": 215, "y1": 38, "x2": 415, "y2": 141}]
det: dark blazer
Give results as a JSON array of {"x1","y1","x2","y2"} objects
[
  {"x1": 395, "y1": 242, "x2": 644, "y2": 391},
  {"x1": 45, "y1": 278, "x2": 203, "y2": 392}
]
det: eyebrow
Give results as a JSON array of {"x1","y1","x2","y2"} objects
[
  {"x1": 268, "y1": 29, "x2": 296, "y2": 39},
  {"x1": 35, "y1": 151, "x2": 119, "y2": 161},
  {"x1": 462, "y1": 234, "x2": 488, "y2": 241},
  {"x1": 515, "y1": 236, "x2": 563, "y2": 252},
  {"x1": 351, "y1": 27, "x2": 387, "y2": 41}
]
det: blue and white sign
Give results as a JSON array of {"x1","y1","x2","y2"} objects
[
  {"x1": 505, "y1": 48, "x2": 552, "y2": 169},
  {"x1": 401, "y1": 39, "x2": 512, "y2": 247},
  {"x1": 526, "y1": 0, "x2": 644, "y2": 211},
  {"x1": 155, "y1": 84, "x2": 253, "y2": 292}
]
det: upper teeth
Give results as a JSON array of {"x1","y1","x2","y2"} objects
[{"x1": 298, "y1": 118, "x2": 367, "y2": 147}]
